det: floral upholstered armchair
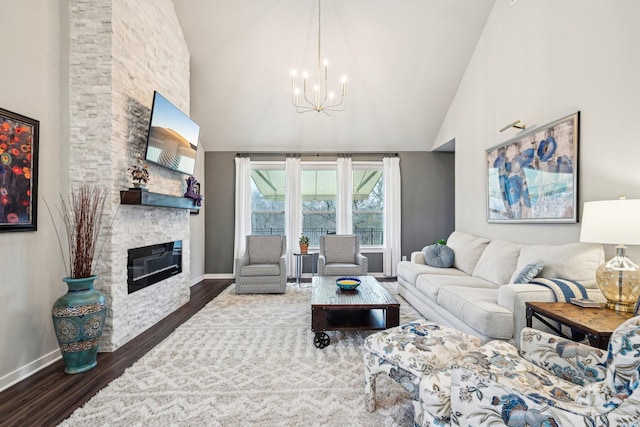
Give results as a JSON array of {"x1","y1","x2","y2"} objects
[{"x1": 447, "y1": 317, "x2": 640, "y2": 426}]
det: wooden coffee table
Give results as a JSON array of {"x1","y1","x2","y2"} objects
[
  {"x1": 526, "y1": 301, "x2": 634, "y2": 349},
  {"x1": 311, "y1": 276, "x2": 400, "y2": 348}
]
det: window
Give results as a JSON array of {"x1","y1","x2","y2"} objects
[
  {"x1": 301, "y1": 165, "x2": 336, "y2": 245},
  {"x1": 352, "y1": 165, "x2": 384, "y2": 246},
  {"x1": 247, "y1": 160, "x2": 385, "y2": 247},
  {"x1": 250, "y1": 165, "x2": 285, "y2": 235}
]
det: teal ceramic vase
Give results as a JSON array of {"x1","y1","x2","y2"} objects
[{"x1": 52, "y1": 275, "x2": 107, "y2": 374}]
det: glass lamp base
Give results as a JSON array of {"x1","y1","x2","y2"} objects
[{"x1": 596, "y1": 246, "x2": 640, "y2": 313}]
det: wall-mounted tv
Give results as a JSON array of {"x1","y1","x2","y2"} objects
[{"x1": 144, "y1": 91, "x2": 200, "y2": 176}]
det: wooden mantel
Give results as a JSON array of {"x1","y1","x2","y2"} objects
[{"x1": 120, "y1": 190, "x2": 201, "y2": 211}]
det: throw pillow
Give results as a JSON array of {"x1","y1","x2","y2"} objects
[
  {"x1": 513, "y1": 260, "x2": 544, "y2": 283},
  {"x1": 423, "y1": 244, "x2": 455, "y2": 268}
]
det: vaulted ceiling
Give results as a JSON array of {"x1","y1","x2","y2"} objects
[{"x1": 172, "y1": 0, "x2": 496, "y2": 152}]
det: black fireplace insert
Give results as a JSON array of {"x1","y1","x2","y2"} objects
[{"x1": 127, "y1": 240, "x2": 182, "y2": 294}]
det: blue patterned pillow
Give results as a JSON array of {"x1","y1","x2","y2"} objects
[
  {"x1": 513, "y1": 260, "x2": 544, "y2": 283},
  {"x1": 423, "y1": 244, "x2": 455, "y2": 268}
]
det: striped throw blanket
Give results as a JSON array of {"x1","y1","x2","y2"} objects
[{"x1": 529, "y1": 278, "x2": 588, "y2": 340}]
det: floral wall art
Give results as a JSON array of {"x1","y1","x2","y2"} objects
[
  {"x1": 486, "y1": 112, "x2": 579, "y2": 223},
  {"x1": 0, "y1": 108, "x2": 39, "y2": 231}
]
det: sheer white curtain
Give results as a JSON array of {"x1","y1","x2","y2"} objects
[
  {"x1": 336, "y1": 156, "x2": 353, "y2": 235},
  {"x1": 383, "y1": 156, "x2": 401, "y2": 276},
  {"x1": 285, "y1": 156, "x2": 302, "y2": 277},
  {"x1": 233, "y1": 156, "x2": 252, "y2": 274}
]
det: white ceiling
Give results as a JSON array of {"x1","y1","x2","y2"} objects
[{"x1": 172, "y1": 0, "x2": 496, "y2": 152}]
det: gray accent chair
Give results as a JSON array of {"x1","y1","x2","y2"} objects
[
  {"x1": 317, "y1": 235, "x2": 368, "y2": 276},
  {"x1": 235, "y1": 235, "x2": 287, "y2": 294}
]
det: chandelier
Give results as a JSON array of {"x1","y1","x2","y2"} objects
[{"x1": 291, "y1": 0, "x2": 347, "y2": 114}]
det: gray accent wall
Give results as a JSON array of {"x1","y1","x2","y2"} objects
[{"x1": 204, "y1": 151, "x2": 455, "y2": 275}]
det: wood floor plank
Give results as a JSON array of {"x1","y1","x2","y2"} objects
[{"x1": 0, "y1": 279, "x2": 232, "y2": 427}]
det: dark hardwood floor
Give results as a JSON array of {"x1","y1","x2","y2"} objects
[{"x1": 0, "y1": 279, "x2": 233, "y2": 427}]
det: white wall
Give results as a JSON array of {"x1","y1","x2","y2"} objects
[
  {"x1": 0, "y1": 0, "x2": 206, "y2": 391},
  {"x1": 0, "y1": 0, "x2": 70, "y2": 390},
  {"x1": 435, "y1": 0, "x2": 640, "y2": 260},
  {"x1": 190, "y1": 144, "x2": 205, "y2": 285}
]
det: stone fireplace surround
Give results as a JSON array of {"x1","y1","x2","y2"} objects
[{"x1": 69, "y1": 0, "x2": 192, "y2": 352}]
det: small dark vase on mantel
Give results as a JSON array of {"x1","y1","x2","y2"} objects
[{"x1": 52, "y1": 275, "x2": 107, "y2": 374}]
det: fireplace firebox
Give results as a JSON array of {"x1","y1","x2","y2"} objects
[{"x1": 127, "y1": 241, "x2": 182, "y2": 294}]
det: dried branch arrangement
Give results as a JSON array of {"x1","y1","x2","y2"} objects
[{"x1": 60, "y1": 185, "x2": 109, "y2": 279}]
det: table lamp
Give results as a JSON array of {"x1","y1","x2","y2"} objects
[{"x1": 579, "y1": 199, "x2": 640, "y2": 312}]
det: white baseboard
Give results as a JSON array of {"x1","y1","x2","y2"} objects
[
  {"x1": 203, "y1": 273, "x2": 234, "y2": 279},
  {"x1": 0, "y1": 348, "x2": 61, "y2": 392},
  {"x1": 190, "y1": 274, "x2": 205, "y2": 286}
]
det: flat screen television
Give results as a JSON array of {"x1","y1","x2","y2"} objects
[{"x1": 144, "y1": 91, "x2": 200, "y2": 176}]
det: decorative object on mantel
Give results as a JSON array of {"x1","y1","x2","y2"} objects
[
  {"x1": 128, "y1": 155, "x2": 150, "y2": 190},
  {"x1": 299, "y1": 234, "x2": 309, "y2": 253},
  {"x1": 184, "y1": 176, "x2": 203, "y2": 208},
  {"x1": 580, "y1": 198, "x2": 640, "y2": 312},
  {"x1": 486, "y1": 111, "x2": 579, "y2": 223},
  {"x1": 290, "y1": 0, "x2": 347, "y2": 114},
  {"x1": 50, "y1": 185, "x2": 109, "y2": 374}
]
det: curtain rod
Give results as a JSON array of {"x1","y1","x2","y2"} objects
[{"x1": 236, "y1": 152, "x2": 399, "y2": 158}]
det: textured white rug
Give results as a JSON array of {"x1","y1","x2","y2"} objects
[{"x1": 60, "y1": 282, "x2": 422, "y2": 426}]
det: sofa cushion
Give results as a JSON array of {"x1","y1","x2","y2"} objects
[
  {"x1": 416, "y1": 274, "x2": 498, "y2": 302},
  {"x1": 510, "y1": 242, "x2": 604, "y2": 288},
  {"x1": 512, "y1": 260, "x2": 544, "y2": 283},
  {"x1": 437, "y1": 287, "x2": 514, "y2": 339},
  {"x1": 247, "y1": 235, "x2": 283, "y2": 263},
  {"x1": 472, "y1": 239, "x2": 524, "y2": 285},
  {"x1": 423, "y1": 244, "x2": 455, "y2": 268},
  {"x1": 324, "y1": 236, "x2": 357, "y2": 263},
  {"x1": 446, "y1": 231, "x2": 491, "y2": 275},
  {"x1": 240, "y1": 264, "x2": 281, "y2": 277},
  {"x1": 397, "y1": 261, "x2": 468, "y2": 287}
]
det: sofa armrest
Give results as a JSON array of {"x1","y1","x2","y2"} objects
[
  {"x1": 235, "y1": 255, "x2": 249, "y2": 276},
  {"x1": 411, "y1": 251, "x2": 426, "y2": 264},
  {"x1": 519, "y1": 327, "x2": 607, "y2": 385},
  {"x1": 497, "y1": 284, "x2": 555, "y2": 344},
  {"x1": 317, "y1": 254, "x2": 326, "y2": 276},
  {"x1": 450, "y1": 365, "x2": 627, "y2": 424},
  {"x1": 356, "y1": 254, "x2": 368, "y2": 273},
  {"x1": 279, "y1": 254, "x2": 286, "y2": 273}
]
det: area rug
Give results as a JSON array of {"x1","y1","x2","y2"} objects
[{"x1": 60, "y1": 282, "x2": 422, "y2": 426}]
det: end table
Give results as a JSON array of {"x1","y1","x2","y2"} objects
[
  {"x1": 526, "y1": 301, "x2": 633, "y2": 349},
  {"x1": 293, "y1": 252, "x2": 316, "y2": 286}
]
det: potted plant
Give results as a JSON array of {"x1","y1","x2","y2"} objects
[
  {"x1": 50, "y1": 185, "x2": 109, "y2": 374},
  {"x1": 299, "y1": 234, "x2": 309, "y2": 253}
]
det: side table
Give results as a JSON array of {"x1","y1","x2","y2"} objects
[
  {"x1": 293, "y1": 252, "x2": 315, "y2": 286},
  {"x1": 526, "y1": 301, "x2": 633, "y2": 349}
]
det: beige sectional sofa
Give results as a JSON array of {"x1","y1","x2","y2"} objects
[{"x1": 397, "y1": 231, "x2": 606, "y2": 345}]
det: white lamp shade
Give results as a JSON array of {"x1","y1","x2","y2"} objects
[{"x1": 580, "y1": 199, "x2": 640, "y2": 245}]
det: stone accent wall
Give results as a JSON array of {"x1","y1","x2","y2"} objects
[{"x1": 69, "y1": 0, "x2": 191, "y2": 351}]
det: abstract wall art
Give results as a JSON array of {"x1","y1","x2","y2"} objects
[{"x1": 486, "y1": 112, "x2": 579, "y2": 223}]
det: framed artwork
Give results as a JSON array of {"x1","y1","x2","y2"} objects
[
  {"x1": 486, "y1": 112, "x2": 579, "y2": 223},
  {"x1": 0, "y1": 108, "x2": 39, "y2": 232}
]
